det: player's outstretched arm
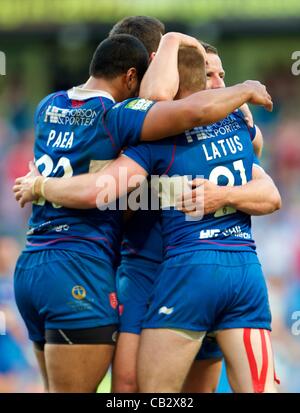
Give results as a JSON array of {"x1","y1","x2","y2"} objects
[
  {"x1": 140, "y1": 80, "x2": 273, "y2": 141},
  {"x1": 177, "y1": 165, "x2": 281, "y2": 216},
  {"x1": 139, "y1": 32, "x2": 206, "y2": 101},
  {"x1": 13, "y1": 173, "x2": 99, "y2": 209},
  {"x1": 13, "y1": 156, "x2": 148, "y2": 209}
]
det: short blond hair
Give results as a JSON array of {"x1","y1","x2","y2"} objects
[{"x1": 178, "y1": 46, "x2": 206, "y2": 93}]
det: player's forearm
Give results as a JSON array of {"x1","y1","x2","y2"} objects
[
  {"x1": 139, "y1": 33, "x2": 180, "y2": 101},
  {"x1": 34, "y1": 156, "x2": 148, "y2": 210},
  {"x1": 224, "y1": 176, "x2": 282, "y2": 215},
  {"x1": 189, "y1": 83, "x2": 253, "y2": 126},
  {"x1": 140, "y1": 80, "x2": 271, "y2": 141},
  {"x1": 35, "y1": 174, "x2": 99, "y2": 209},
  {"x1": 140, "y1": 33, "x2": 206, "y2": 101}
]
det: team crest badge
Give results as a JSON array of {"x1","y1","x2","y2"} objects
[{"x1": 72, "y1": 285, "x2": 86, "y2": 300}]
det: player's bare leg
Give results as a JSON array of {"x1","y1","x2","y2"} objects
[
  {"x1": 33, "y1": 345, "x2": 49, "y2": 392},
  {"x1": 182, "y1": 358, "x2": 222, "y2": 393},
  {"x1": 216, "y1": 328, "x2": 278, "y2": 393},
  {"x1": 45, "y1": 344, "x2": 114, "y2": 393},
  {"x1": 112, "y1": 333, "x2": 140, "y2": 392},
  {"x1": 137, "y1": 328, "x2": 205, "y2": 393}
]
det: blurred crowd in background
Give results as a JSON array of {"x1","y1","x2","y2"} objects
[{"x1": 0, "y1": 4, "x2": 300, "y2": 393}]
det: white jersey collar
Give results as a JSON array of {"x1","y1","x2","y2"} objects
[{"x1": 67, "y1": 86, "x2": 115, "y2": 103}]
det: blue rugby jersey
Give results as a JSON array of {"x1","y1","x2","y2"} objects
[
  {"x1": 25, "y1": 87, "x2": 155, "y2": 265},
  {"x1": 120, "y1": 176, "x2": 163, "y2": 264},
  {"x1": 124, "y1": 110, "x2": 259, "y2": 258},
  {"x1": 121, "y1": 210, "x2": 163, "y2": 264}
]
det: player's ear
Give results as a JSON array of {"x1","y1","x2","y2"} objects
[
  {"x1": 126, "y1": 67, "x2": 137, "y2": 82},
  {"x1": 126, "y1": 67, "x2": 138, "y2": 91}
]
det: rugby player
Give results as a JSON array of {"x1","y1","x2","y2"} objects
[
  {"x1": 12, "y1": 30, "x2": 272, "y2": 392},
  {"x1": 15, "y1": 46, "x2": 281, "y2": 393},
  {"x1": 182, "y1": 42, "x2": 267, "y2": 392}
]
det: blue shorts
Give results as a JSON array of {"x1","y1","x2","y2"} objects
[
  {"x1": 142, "y1": 250, "x2": 272, "y2": 333},
  {"x1": 117, "y1": 256, "x2": 223, "y2": 360},
  {"x1": 116, "y1": 256, "x2": 157, "y2": 335},
  {"x1": 14, "y1": 250, "x2": 119, "y2": 343}
]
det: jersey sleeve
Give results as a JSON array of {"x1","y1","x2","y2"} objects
[
  {"x1": 123, "y1": 143, "x2": 154, "y2": 174},
  {"x1": 103, "y1": 98, "x2": 156, "y2": 149}
]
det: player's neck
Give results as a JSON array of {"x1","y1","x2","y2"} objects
[
  {"x1": 175, "y1": 89, "x2": 193, "y2": 100},
  {"x1": 82, "y1": 77, "x2": 120, "y2": 102}
]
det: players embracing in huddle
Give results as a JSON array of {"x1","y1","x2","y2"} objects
[{"x1": 13, "y1": 16, "x2": 281, "y2": 393}]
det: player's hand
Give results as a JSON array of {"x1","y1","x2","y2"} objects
[
  {"x1": 177, "y1": 33, "x2": 206, "y2": 57},
  {"x1": 239, "y1": 103, "x2": 254, "y2": 127},
  {"x1": 243, "y1": 80, "x2": 273, "y2": 112},
  {"x1": 176, "y1": 178, "x2": 227, "y2": 217},
  {"x1": 13, "y1": 175, "x2": 39, "y2": 208},
  {"x1": 12, "y1": 161, "x2": 41, "y2": 208},
  {"x1": 163, "y1": 32, "x2": 206, "y2": 58}
]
